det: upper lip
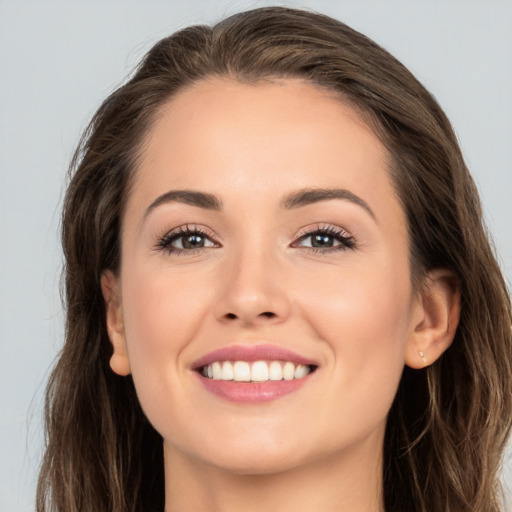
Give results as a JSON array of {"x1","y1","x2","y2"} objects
[{"x1": 191, "y1": 344, "x2": 318, "y2": 370}]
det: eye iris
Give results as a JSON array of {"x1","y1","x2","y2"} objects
[
  {"x1": 182, "y1": 234, "x2": 204, "y2": 249},
  {"x1": 312, "y1": 233, "x2": 334, "y2": 247}
]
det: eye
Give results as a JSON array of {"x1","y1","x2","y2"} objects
[
  {"x1": 156, "y1": 225, "x2": 219, "y2": 255},
  {"x1": 293, "y1": 225, "x2": 356, "y2": 252}
]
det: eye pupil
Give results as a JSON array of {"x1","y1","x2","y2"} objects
[
  {"x1": 183, "y1": 234, "x2": 204, "y2": 248},
  {"x1": 312, "y1": 234, "x2": 334, "y2": 247}
]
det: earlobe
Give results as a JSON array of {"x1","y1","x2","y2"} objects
[
  {"x1": 100, "y1": 270, "x2": 131, "y2": 376},
  {"x1": 405, "y1": 269, "x2": 461, "y2": 369}
]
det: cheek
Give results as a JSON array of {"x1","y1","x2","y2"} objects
[
  {"x1": 295, "y1": 257, "x2": 411, "y2": 438},
  {"x1": 123, "y1": 256, "x2": 211, "y2": 339},
  {"x1": 119, "y1": 260, "x2": 213, "y2": 406},
  {"x1": 299, "y1": 255, "x2": 412, "y2": 350}
]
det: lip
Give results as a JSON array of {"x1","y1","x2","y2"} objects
[
  {"x1": 196, "y1": 375, "x2": 313, "y2": 403},
  {"x1": 191, "y1": 344, "x2": 318, "y2": 369},
  {"x1": 191, "y1": 344, "x2": 318, "y2": 403}
]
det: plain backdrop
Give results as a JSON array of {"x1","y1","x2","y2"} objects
[{"x1": 1, "y1": 1, "x2": 511, "y2": 510}]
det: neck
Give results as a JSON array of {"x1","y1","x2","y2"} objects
[{"x1": 163, "y1": 436, "x2": 385, "y2": 512}]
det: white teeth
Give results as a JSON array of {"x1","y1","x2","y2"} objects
[
  {"x1": 221, "y1": 361, "x2": 234, "y2": 380},
  {"x1": 283, "y1": 362, "x2": 295, "y2": 381},
  {"x1": 212, "y1": 362, "x2": 222, "y2": 380},
  {"x1": 294, "y1": 364, "x2": 309, "y2": 379},
  {"x1": 201, "y1": 360, "x2": 312, "y2": 382},
  {"x1": 269, "y1": 361, "x2": 283, "y2": 380},
  {"x1": 233, "y1": 361, "x2": 251, "y2": 382},
  {"x1": 251, "y1": 361, "x2": 269, "y2": 382}
]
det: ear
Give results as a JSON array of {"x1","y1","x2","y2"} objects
[
  {"x1": 405, "y1": 269, "x2": 461, "y2": 369},
  {"x1": 100, "y1": 270, "x2": 131, "y2": 376}
]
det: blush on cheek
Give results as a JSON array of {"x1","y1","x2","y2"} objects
[{"x1": 298, "y1": 265, "x2": 410, "y2": 424}]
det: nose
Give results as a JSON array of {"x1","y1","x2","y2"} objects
[{"x1": 214, "y1": 247, "x2": 291, "y2": 327}]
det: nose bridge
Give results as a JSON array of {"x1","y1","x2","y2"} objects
[{"x1": 215, "y1": 237, "x2": 290, "y2": 325}]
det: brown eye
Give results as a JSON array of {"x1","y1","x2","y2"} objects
[
  {"x1": 168, "y1": 232, "x2": 216, "y2": 250},
  {"x1": 157, "y1": 226, "x2": 218, "y2": 254},
  {"x1": 297, "y1": 233, "x2": 341, "y2": 249},
  {"x1": 310, "y1": 233, "x2": 337, "y2": 248},
  {"x1": 179, "y1": 234, "x2": 207, "y2": 249},
  {"x1": 293, "y1": 227, "x2": 356, "y2": 252}
]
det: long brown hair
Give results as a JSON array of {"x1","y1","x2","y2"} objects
[{"x1": 37, "y1": 7, "x2": 512, "y2": 512}]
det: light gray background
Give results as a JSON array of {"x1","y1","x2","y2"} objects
[{"x1": 1, "y1": 1, "x2": 511, "y2": 510}]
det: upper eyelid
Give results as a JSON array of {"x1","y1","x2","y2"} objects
[
  {"x1": 163, "y1": 224, "x2": 218, "y2": 239},
  {"x1": 294, "y1": 224, "x2": 353, "y2": 239},
  {"x1": 156, "y1": 224, "x2": 221, "y2": 250},
  {"x1": 291, "y1": 224, "x2": 357, "y2": 251}
]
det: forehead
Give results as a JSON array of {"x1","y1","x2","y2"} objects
[{"x1": 129, "y1": 78, "x2": 404, "y2": 227}]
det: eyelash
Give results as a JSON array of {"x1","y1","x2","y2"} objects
[
  {"x1": 293, "y1": 224, "x2": 356, "y2": 253},
  {"x1": 156, "y1": 224, "x2": 219, "y2": 256},
  {"x1": 155, "y1": 223, "x2": 356, "y2": 256}
]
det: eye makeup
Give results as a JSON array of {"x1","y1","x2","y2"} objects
[
  {"x1": 154, "y1": 222, "x2": 356, "y2": 257},
  {"x1": 292, "y1": 223, "x2": 356, "y2": 253},
  {"x1": 155, "y1": 224, "x2": 220, "y2": 256}
]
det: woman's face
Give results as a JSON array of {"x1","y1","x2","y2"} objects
[{"x1": 106, "y1": 78, "x2": 424, "y2": 474}]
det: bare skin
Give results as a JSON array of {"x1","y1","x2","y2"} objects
[
  {"x1": 163, "y1": 427, "x2": 384, "y2": 512},
  {"x1": 102, "y1": 78, "x2": 460, "y2": 512}
]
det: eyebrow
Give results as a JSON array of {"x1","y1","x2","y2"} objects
[
  {"x1": 143, "y1": 187, "x2": 375, "y2": 220},
  {"x1": 144, "y1": 190, "x2": 223, "y2": 219},
  {"x1": 281, "y1": 188, "x2": 376, "y2": 220}
]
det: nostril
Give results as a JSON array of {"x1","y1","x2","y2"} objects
[{"x1": 222, "y1": 311, "x2": 278, "y2": 322}]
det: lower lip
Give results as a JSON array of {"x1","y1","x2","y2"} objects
[{"x1": 196, "y1": 373, "x2": 311, "y2": 403}]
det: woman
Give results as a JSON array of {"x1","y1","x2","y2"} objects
[{"x1": 37, "y1": 7, "x2": 512, "y2": 512}]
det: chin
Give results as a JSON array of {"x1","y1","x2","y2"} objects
[
  {"x1": 207, "y1": 449, "x2": 308, "y2": 476},
  {"x1": 170, "y1": 432, "x2": 312, "y2": 476}
]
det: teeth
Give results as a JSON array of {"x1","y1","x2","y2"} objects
[
  {"x1": 212, "y1": 362, "x2": 222, "y2": 380},
  {"x1": 283, "y1": 361, "x2": 295, "y2": 381},
  {"x1": 221, "y1": 361, "x2": 234, "y2": 380},
  {"x1": 251, "y1": 361, "x2": 269, "y2": 382},
  {"x1": 269, "y1": 361, "x2": 282, "y2": 380},
  {"x1": 295, "y1": 364, "x2": 309, "y2": 379},
  {"x1": 233, "y1": 361, "x2": 251, "y2": 382},
  {"x1": 201, "y1": 360, "x2": 312, "y2": 382}
]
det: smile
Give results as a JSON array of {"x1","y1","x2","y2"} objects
[
  {"x1": 193, "y1": 344, "x2": 319, "y2": 403},
  {"x1": 201, "y1": 360, "x2": 314, "y2": 382}
]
